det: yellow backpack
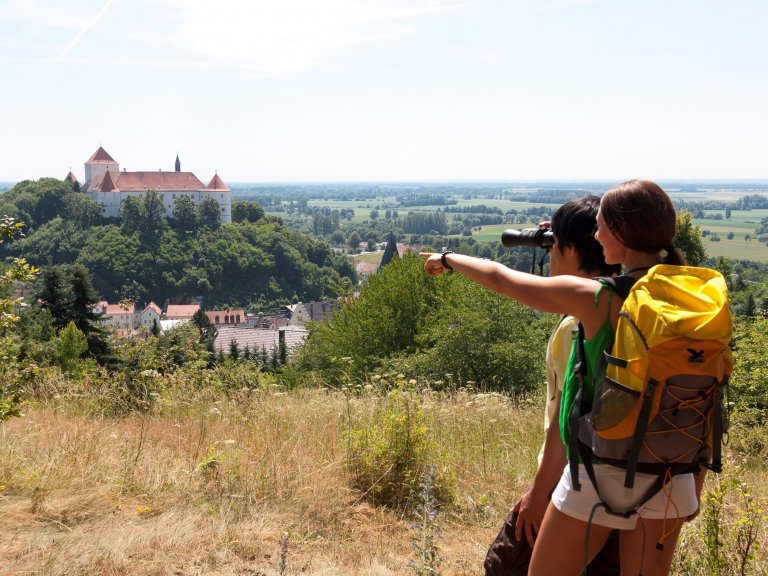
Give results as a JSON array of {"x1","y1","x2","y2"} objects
[{"x1": 570, "y1": 265, "x2": 732, "y2": 512}]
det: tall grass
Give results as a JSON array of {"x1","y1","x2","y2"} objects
[{"x1": 0, "y1": 377, "x2": 765, "y2": 575}]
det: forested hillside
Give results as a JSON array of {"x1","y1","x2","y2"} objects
[{"x1": 0, "y1": 178, "x2": 356, "y2": 309}]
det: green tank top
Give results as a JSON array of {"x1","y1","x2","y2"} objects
[{"x1": 558, "y1": 284, "x2": 615, "y2": 446}]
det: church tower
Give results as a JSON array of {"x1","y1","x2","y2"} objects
[{"x1": 175, "y1": 154, "x2": 181, "y2": 172}]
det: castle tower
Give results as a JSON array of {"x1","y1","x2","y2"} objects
[{"x1": 84, "y1": 146, "x2": 119, "y2": 186}]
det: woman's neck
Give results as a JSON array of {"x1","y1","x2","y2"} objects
[{"x1": 624, "y1": 256, "x2": 660, "y2": 277}]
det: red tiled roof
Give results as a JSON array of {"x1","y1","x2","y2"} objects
[
  {"x1": 87, "y1": 146, "x2": 117, "y2": 163},
  {"x1": 116, "y1": 171, "x2": 205, "y2": 191},
  {"x1": 65, "y1": 171, "x2": 80, "y2": 185},
  {"x1": 166, "y1": 304, "x2": 200, "y2": 318},
  {"x1": 205, "y1": 173, "x2": 230, "y2": 191},
  {"x1": 86, "y1": 170, "x2": 206, "y2": 192},
  {"x1": 105, "y1": 303, "x2": 135, "y2": 315},
  {"x1": 100, "y1": 171, "x2": 119, "y2": 192},
  {"x1": 143, "y1": 302, "x2": 162, "y2": 316}
]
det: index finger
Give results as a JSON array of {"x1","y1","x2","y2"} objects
[{"x1": 418, "y1": 252, "x2": 434, "y2": 260}]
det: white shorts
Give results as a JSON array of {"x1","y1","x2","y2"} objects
[{"x1": 551, "y1": 463, "x2": 699, "y2": 530}]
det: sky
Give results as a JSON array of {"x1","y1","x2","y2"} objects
[{"x1": 1, "y1": 0, "x2": 767, "y2": 183}]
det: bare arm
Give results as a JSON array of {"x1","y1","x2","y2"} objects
[{"x1": 420, "y1": 252, "x2": 609, "y2": 335}]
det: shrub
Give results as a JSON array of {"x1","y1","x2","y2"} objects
[{"x1": 344, "y1": 379, "x2": 452, "y2": 509}]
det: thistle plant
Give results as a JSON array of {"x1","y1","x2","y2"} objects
[
  {"x1": 278, "y1": 531, "x2": 289, "y2": 576},
  {"x1": 409, "y1": 464, "x2": 442, "y2": 576}
]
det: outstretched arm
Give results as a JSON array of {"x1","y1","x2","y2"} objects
[{"x1": 420, "y1": 252, "x2": 605, "y2": 334}]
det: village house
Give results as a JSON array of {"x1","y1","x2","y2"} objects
[
  {"x1": 139, "y1": 302, "x2": 162, "y2": 331},
  {"x1": 205, "y1": 309, "x2": 246, "y2": 326},
  {"x1": 286, "y1": 300, "x2": 339, "y2": 326},
  {"x1": 165, "y1": 304, "x2": 201, "y2": 321},
  {"x1": 96, "y1": 301, "x2": 135, "y2": 335}
]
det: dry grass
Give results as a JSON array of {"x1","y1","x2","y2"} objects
[
  {"x1": 0, "y1": 388, "x2": 539, "y2": 576},
  {"x1": 1, "y1": 386, "x2": 765, "y2": 576}
]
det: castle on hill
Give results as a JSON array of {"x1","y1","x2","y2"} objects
[{"x1": 67, "y1": 146, "x2": 232, "y2": 224}]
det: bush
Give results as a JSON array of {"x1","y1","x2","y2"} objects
[{"x1": 344, "y1": 379, "x2": 453, "y2": 509}]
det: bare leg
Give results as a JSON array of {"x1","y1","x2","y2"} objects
[
  {"x1": 528, "y1": 502, "x2": 614, "y2": 576},
  {"x1": 619, "y1": 517, "x2": 683, "y2": 576}
]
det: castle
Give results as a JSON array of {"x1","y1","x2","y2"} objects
[{"x1": 67, "y1": 146, "x2": 232, "y2": 224}]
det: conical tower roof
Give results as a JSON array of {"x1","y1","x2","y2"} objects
[
  {"x1": 379, "y1": 232, "x2": 400, "y2": 270},
  {"x1": 87, "y1": 146, "x2": 116, "y2": 163},
  {"x1": 65, "y1": 170, "x2": 80, "y2": 186},
  {"x1": 205, "y1": 172, "x2": 230, "y2": 191}
]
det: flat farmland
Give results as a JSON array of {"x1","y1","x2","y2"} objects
[{"x1": 304, "y1": 189, "x2": 768, "y2": 262}]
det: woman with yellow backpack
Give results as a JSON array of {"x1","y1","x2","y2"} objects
[{"x1": 421, "y1": 179, "x2": 731, "y2": 576}]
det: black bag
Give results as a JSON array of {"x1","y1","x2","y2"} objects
[{"x1": 484, "y1": 508, "x2": 621, "y2": 576}]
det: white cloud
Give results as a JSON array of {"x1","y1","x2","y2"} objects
[{"x1": 158, "y1": 0, "x2": 464, "y2": 73}]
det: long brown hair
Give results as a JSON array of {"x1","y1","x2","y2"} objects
[{"x1": 600, "y1": 179, "x2": 687, "y2": 265}]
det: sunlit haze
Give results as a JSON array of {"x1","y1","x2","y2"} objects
[{"x1": 2, "y1": 0, "x2": 767, "y2": 183}]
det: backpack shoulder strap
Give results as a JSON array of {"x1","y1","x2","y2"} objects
[
  {"x1": 568, "y1": 274, "x2": 635, "y2": 492},
  {"x1": 597, "y1": 274, "x2": 636, "y2": 299}
]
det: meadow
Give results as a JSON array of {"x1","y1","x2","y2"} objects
[
  {"x1": 307, "y1": 191, "x2": 768, "y2": 263},
  {"x1": 1, "y1": 377, "x2": 765, "y2": 576}
]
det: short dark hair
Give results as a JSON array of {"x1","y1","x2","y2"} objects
[{"x1": 551, "y1": 196, "x2": 621, "y2": 276}]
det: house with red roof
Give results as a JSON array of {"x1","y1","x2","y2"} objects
[
  {"x1": 205, "y1": 309, "x2": 245, "y2": 326},
  {"x1": 139, "y1": 302, "x2": 162, "y2": 331},
  {"x1": 78, "y1": 146, "x2": 231, "y2": 223},
  {"x1": 165, "y1": 304, "x2": 201, "y2": 320}
]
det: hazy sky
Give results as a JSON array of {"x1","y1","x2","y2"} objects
[{"x1": 2, "y1": 0, "x2": 767, "y2": 183}]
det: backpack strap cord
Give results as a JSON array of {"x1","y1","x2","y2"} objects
[
  {"x1": 709, "y1": 377, "x2": 727, "y2": 472},
  {"x1": 569, "y1": 322, "x2": 589, "y2": 492},
  {"x1": 582, "y1": 501, "x2": 607, "y2": 576},
  {"x1": 624, "y1": 378, "x2": 659, "y2": 489},
  {"x1": 656, "y1": 469, "x2": 683, "y2": 551}
]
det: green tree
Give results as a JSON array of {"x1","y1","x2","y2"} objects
[
  {"x1": 3, "y1": 178, "x2": 70, "y2": 229},
  {"x1": 297, "y1": 253, "x2": 440, "y2": 381},
  {"x1": 0, "y1": 216, "x2": 39, "y2": 421},
  {"x1": 54, "y1": 320, "x2": 88, "y2": 375},
  {"x1": 120, "y1": 196, "x2": 144, "y2": 234},
  {"x1": 198, "y1": 197, "x2": 222, "y2": 228},
  {"x1": 411, "y1": 275, "x2": 551, "y2": 392},
  {"x1": 675, "y1": 210, "x2": 707, "y2": 266},
  {"x1": 172, "y1": 195, "x2": 199, "y2": 232},
  {"x1": 64, "y1": 193, "x2": 103, "y2": 228},
  {"x1": 141, "y1": 189, "x2": 166, "y2": 245},
  {"x1": 347, "y1": 230, "x2": 362, "y2": 250},
  {"x1": 191, "y1": 308, "x2": 216, "y2": 342},
  {"x1": 36, "y1": 266, "x2": 71, "y2": 330},
  {"x1": 232, "y1": 201, "x2": 266, "y2": 223},
  {"x1": 68, "y1": 263, "x2": 113, "y2": 365},
  {"x1": 731, "y1": 314, "x2": 768, "y2": 423},
  {"x1": 36, "y1": 263, "x2": 113, "y2": 366},
  {"x1": 229, "y1": 338, "x2": 240, "y2": 360}
]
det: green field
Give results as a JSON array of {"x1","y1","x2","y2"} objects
[{"x1": 307, "y1": 192, "x2": 768, "y2": 263}]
